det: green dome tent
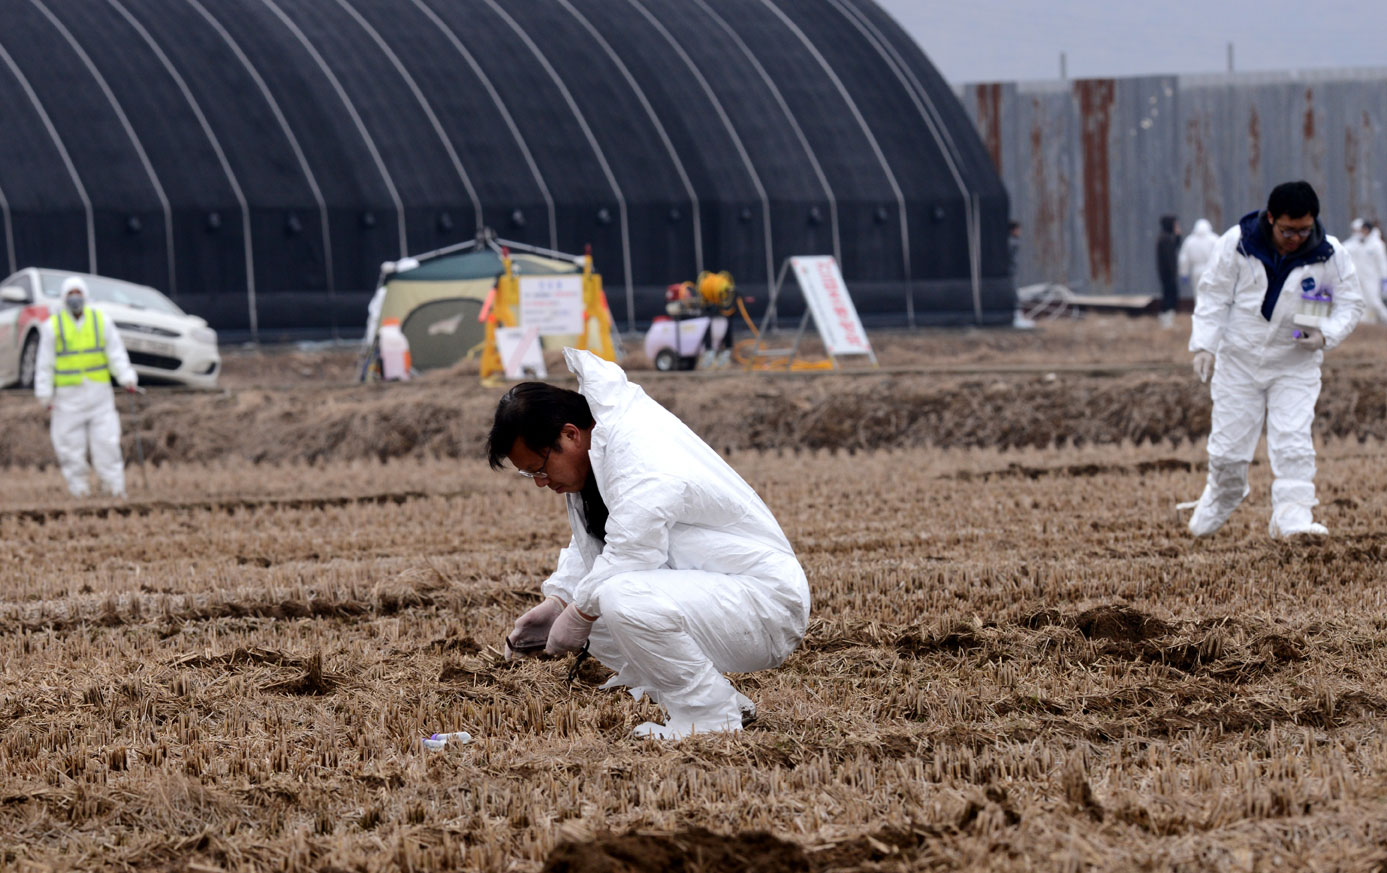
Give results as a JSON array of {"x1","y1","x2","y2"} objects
[{"x1": 372, "y1": 248, "x2": 581, "y2": 373}]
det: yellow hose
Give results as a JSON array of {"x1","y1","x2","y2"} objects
[{"x1": 731, "y1": 296, "x2": 833, "y2": 371}]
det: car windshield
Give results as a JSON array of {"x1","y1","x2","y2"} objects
[{"x1": 38, "y1": 272, "x2": 184, "y2": 316}]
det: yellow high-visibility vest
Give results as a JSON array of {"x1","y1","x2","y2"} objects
[{"x1": 51, "y1": 308, "x2": 111, "y2": 388}]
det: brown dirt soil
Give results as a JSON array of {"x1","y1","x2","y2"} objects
[
  {"x1": 3, "y1": 316, "x2": 1385, "y2": 468},
  {"x1": 541, "y1": 828, "x2": 809, "y2": 873},
  {"x1": 2, "y1": 314, "x2": 1387, "y2": 871}
]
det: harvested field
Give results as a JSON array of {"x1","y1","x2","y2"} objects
[
  {"x1": 2, "y1": 316, "x2": 1387, "y2": 871},
  {"x1": 2, "y1": 315, "x2": 1386, "y2": 469}
]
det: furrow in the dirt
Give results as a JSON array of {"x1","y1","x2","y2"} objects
[{"x1": 0, "y1": 490, "x2": 460, "y2": 524}]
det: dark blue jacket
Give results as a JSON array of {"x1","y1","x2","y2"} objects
[{"x1": 1236, "y1": 210, "x2": 1334, "y2": 320}]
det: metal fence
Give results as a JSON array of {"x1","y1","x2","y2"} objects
[{"x1": 958, "y1": 68, "x2": 1387, "y2": 297}]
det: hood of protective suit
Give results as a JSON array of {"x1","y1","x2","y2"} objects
[
  {"x1": 569, "y1": 347, "x2": 644, "y2": 426},
  {"x1": 1192, "y1": 219, "x2": 1214, "y2": 236}
]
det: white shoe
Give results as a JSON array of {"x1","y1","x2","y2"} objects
[
  {"x1": 1159, "y1": 311, "x2": 1176, "y2": 329},
  {"x1": 1271, "y1": 521, "x2": 1328, "y2": 538},
  {"x1": 1187, "y1": 483, "x2": 1250, "y2": 538},
  {"x1": 631, "y1": 716, "x2": 742, "y2": 740},
  {"x1": 1269, "y1": 505, "x2": 1328, "y2": 539}
]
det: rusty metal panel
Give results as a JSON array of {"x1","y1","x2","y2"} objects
[{"x1": 958, "y1": 69, "x2": 1387, "y2": 297}]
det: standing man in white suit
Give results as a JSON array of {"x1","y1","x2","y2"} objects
[
  {"x1": 1186, "y1": 182, "x2": 1363, "y2": 539},
  {"x1": 489, "y1": 348, "x2": 810, "y2": 739},
  {"x1": 35, "y1": 277, "x2": 139, "y2": 498}
]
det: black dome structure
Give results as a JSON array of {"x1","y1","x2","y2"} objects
[{"x1": 0, "y1": 0, "x2": 1011, "y2": 340}]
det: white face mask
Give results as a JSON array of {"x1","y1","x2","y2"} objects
[{"x1": 65, "y1": 295, "x2": 85, "y2": 317}]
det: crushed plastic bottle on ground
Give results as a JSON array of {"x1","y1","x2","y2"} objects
[{"x1": 421, "y1": 731, "x2": 473, "y2": 751}]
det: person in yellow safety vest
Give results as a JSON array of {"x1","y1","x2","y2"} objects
[{"x1": 34, "y1": 276, "x2": 138, "y2": 498}]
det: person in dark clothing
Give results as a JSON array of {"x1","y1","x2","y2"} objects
[
  {"x1": 1157, "y1": 214, "x2": 1182, "y2": 327},
  {"x1": 1007, "y1": 221, "x2": 1022, "y2": 279}
]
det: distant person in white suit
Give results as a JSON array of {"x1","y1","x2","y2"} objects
[
  {"x1": 1178, "y1": 218, "x2": 1219, "y2": 299},
  {"x1": 1343, "y1": 219, "x2": 1387, "y2": 323}
]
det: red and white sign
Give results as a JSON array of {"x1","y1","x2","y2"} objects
[
  {"x1": 519, "y1": 275, "x2": 584, "y2": 336},
  {"x1": 791, "y1": 256, "x2": 872, "y2": 356},
  {"x1": 495, "y1": 325, "x2": 546, "y2": 379}
]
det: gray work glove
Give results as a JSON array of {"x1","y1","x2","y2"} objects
[
  {"x1": 505, "y1": 595, "x2": 565, "y2": 659},
  {"x1": 545, "y1": 602, "x2": 596, "y2": 655},
  {"x1": 1191, "y1": 350, "x2": 1214, "y2": 383},
  {"x1": 1294, "y1": 327, "x2": 1325, "y2": 350}
]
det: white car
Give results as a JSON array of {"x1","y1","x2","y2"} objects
[{"x1": 0, "y1": 268, "x2": 220, "y2": 390}]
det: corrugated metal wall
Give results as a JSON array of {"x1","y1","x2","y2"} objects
[{"x1": 959, "y1": 69, "x2": 1387, "y2": 296}]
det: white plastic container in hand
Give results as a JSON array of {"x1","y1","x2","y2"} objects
[
  {"x1": 378, "y1": 318, "x2": 412, "y2": 381},
  {"x1": 1293, "y1": 287, "x2": 1333, "y2": 329}
]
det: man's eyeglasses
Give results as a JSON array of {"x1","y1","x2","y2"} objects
[
  {"x1": 1273, "y1": 223, "x2": 1314, "y2": 241},
  {"x1": 516, "y1": 448, "x2": 551, "y2": 480}
]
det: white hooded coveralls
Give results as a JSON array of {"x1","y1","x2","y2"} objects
[
  {"x1": 1178, "y1": 219, "x2": 1219, "y2": 295},
  {"x1": 541, "y1": 349, "x2": 810, "y2": 736},
  {"x1": 1343, "y1": 230, "x2": 1387, "y2": 324},
  {"x1": 34, "y1": 307, "x2": 137, "y2": 497},
  {"x1": 1188, "y1": 216, "x2": 1363, "y2": 537}
]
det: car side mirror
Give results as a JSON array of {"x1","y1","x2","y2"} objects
[{"x1": 0, "y1": 285, "x2": 28, "y2": 304}]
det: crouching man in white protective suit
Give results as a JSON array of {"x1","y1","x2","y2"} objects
[
  {"x1": 35, "y1": 277, "x2": 138, "y2": 498},
  {"x1": 1186, "y1": 181, "x2": 1363, "y2": 538},
  {"x1": 488, "y1": 348, "x2": 810, "y2": 739}
]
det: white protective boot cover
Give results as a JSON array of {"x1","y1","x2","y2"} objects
[
  {"x1": 1188, "y1": 458, "x2": 1251, "y2": 537},
  {"x1": 1268, "y1": 475, "x2": 1326, "y2": 537},
  {"x1": 1264, "y1": 368, "x2": 1324, "y2": 538},
  {"x1": 50, "y1": 402, "x2": 92, "y2": 497},
  {"x1": 89, "y1": 395, "x2": 127, "y2": 498}
]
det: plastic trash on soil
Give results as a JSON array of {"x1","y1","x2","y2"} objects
[{"x1": 421, "y1": 731, "x2": 473, "y2": 750}]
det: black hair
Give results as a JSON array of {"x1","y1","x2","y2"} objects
[
  {"x1": 1267, "y1": 181, "x2": 1320, "y2": 220},
  {"x1": 1008, "y1": 220, "x2": 1020, "y2": 232},
  {"x1": 1159, "y1": 214, "x2": 1178, "y2": 233},
  {"x1": 1363, "y1": 220, "x2": 1376, "y2": 233},
  {"x1": 485, "y1": 382, "x2": 595, "y2": 470}
]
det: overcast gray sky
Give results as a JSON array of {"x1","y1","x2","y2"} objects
[{"x1": 874, "y1": 0, "x2": 1387, "y2": 84}]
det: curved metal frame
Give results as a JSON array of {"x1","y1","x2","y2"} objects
[
  {"x1": 185, "y1": 0, "x2": 335, "y2": 297},
  {"x1": 478, "y1": 0, "x2": 634, "y2": 329},
  {"x1": 688, "y1": 0, "x2": 841, "y2": 266},
  {"x1": 557, "y1": 0, "x2": 703, "y2": 275},
  {"x1": 0, "y1": 179, "x2": 13, "y2": 275},
  {"x1": 256, "y1": 0, "x2": 408, "y2": 256},
  {"x1": 335, "y1": 0, "x2": 483, "y2": 235},
  {"x1": 826, "y1": 0, "x2": 985, "y2": 323},
  {"x1": 759, "y1": 0, "x2": 911, "y2": 320},
  {"x1": 107, "y1": 0, "x2": 260, "y2": 339},
  {"x1": 625, "y1": 0, "x2": 775, "y2": 300},
  {"x1": 410, "y1": 0, "x2": 557, "y2": 251},
  {"x1": 0, "y1": 41, "x2": 93, "y2": 272},
  {"x1": 29, "y1": 0, "x2": 174, "y2": 291}
]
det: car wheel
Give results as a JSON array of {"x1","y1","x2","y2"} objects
[
  {"x1": 653, "y1": 348, "x2": 678, "y2": 372},
  {"x1": 18, "y1": 332, "x2": 38, "y2": 389}
]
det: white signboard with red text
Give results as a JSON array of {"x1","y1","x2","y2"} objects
[
  {"x1": 495, "y1": 325, "x2": 546, "y2": 379},
  {"x1": 518, "y1": 275, "x2": 585, "y2": 336},
  {"x1": 790, "y1": 256, "x2": 873, "y2": 357}
]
